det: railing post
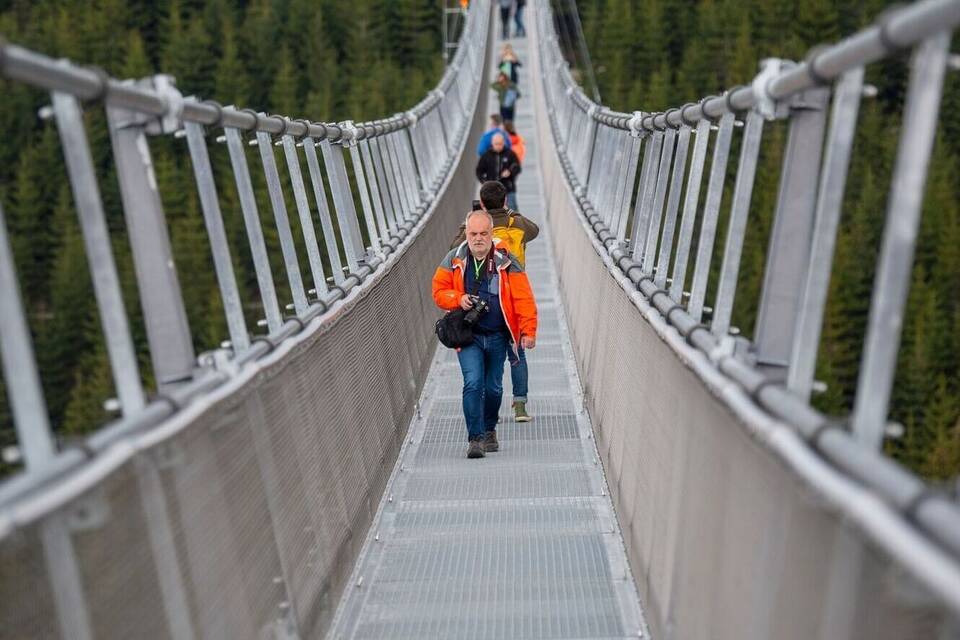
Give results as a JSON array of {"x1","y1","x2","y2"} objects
[
  {"x1": 50, "y1": 92, "x2": 147, "y2": 414},
  {"x1": 851, "y1": 32, "x2": 951, "y2": 449},
  {"x1": 184, "y1": 120, "x2": 250, "y2": 353},
  {"x1": 320, "y1": 136, "x2": 366, "y2": 272},
  {"x1": 786, "y1": 69, "x2": 864, "y2": 401},
  {"x1": 753, "y1": 86, "x2": 831, "y2": 369},
  {"x1": 106, "y1": 76, "x2": 195, "y2": 391}
]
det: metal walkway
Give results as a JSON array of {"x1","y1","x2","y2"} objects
[{"x1": 328, "y1": 35, "x2": 646, "y2": 640}]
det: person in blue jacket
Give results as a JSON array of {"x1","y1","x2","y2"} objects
[{"x1": 477, "y1": 114, "x2": 512, "y2": 156}]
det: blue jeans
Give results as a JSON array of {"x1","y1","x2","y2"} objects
[
  {"x1": 508, "y1": 344, "x2": 527, "y2": 401},
  {"x1": 457, "y1": 332, "x2": 508, "y2": 441},
  {"x1": 506, "y1": 190, "x2": 518, "y2": 211},
  {"x1": 514, "y1": 6, "x2": 526, "y2": 36}
]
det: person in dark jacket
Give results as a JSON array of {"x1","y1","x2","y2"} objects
[
  {"x1": 477, "y1": 114, "x2": 512, "y2": 156},
  {"x1": 476, "y1": 133, "x2": 521, "y2": 209}
]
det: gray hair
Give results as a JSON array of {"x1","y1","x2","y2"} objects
[{"x1": 465, "y1": 209, "x2": 494, "y2": 228}]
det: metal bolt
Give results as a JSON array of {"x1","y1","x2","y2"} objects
[
  {"x1": 38, "y1": 105, "x2": 55, "y2": 121},
  {"x1": 248, "y1": 139, "x2": 258, "y2": 147},
  {"x1": 862, "y1": 84, "x2": 879, "y2": 99},
  {"x1": 885, "y1": 422, "x2": 905, "y2": 439},
  {"x1": 215, "y1": 135, "x2": 227, "y2": 144},
  {"x1": 812, "y1": 380, "x2": 828, "y2": 394},
  {"x1": 103, "y1": 398, "x2": 121, "y2": 412},
  {"x1": 220, "y1": 340, "x2": 232, "y2": 349},
  {"x1": 257, "y1": 318, "x2": 268, "y2": 327},
  {"x1": 948, "y1": 53, "x2": 960, "y2": 71},
  {"x1": 173, "y1": 129, "x2": 187, "y2": 139},
  {"x1": 734, "y1": 120, "x2": 745, "y2": 128},
  {"x1": 285, "y1": 303, "x2": 295, "y2": 310}
]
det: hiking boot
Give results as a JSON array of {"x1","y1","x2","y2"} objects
[
  {"x1": 482, "y1": 430, "x2": 499, "y2": 452},
  {"x1": 513, "y1": 400, "x2": 532, "y2": 423},
  {"x1": 467, "y1": 439, "x2": 486, "y2": 459}
]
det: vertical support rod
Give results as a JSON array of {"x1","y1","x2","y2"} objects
[
  {"x1": 106, "y1": 104, "x2": 195, "y2": 391},
  {"x1": 184, "y1": 122, "x2": 250, "y2": 352},
  {"x1": 360, "y1": 139, "x2": 390, "y2": 241},
  {"x1": 224, "y1": 127, "x2": 283, "y2": 332},
  {"x1": 320, "y1": 139, "x2": 365, "y2": 271},
  {"x1": 52, "y1": 92, "x2": 145, "y2": 413},
  {"x1": 302, "y1": 137, "x2": 346, "y2": 286},
  {"x1": 851, "y1": 33, "x2": 950, "y2": 448},
  {"x1": 688, "y1": 112, "x2": 735, "y2": 321},
  {"x1": 281, "y1": 135, "x2": 329, "y2": 297},
  {"x1": 0, "y1": 201, "x2": 57, "y2": 467},
  {"x1": 370, "y1": 136, "x2": 400, "y2": 234},
  {"x1": 255, "y1": 129, "x2": 308, "y2": 316},
  {"x1": 754, "y1": 87, "x2": 832, "y2": 366},
  {"x1": 670, "y1": 119, "x2": 712, "y2": 302},
  {"x1": 642, "y1": 128, "x2": 678, "y2": 272},
  {"x1": 710, "y1": 109, "x2": 765, "y2": 337},
  {"x1": 630, "y1": 132, "x2": 664, "y2": 261},
  {"x1": 655, "y1": 125, "x2": 692, "y2": 288},
  {"x1": 347, "y1": 142, "x2": 382, "y2": 252},
  {"x1": 787, "y1": 69, "x2": 865, "y2": 400}
]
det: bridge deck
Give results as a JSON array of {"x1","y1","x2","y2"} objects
[{"x1": 329, "y1": 34, "x2": 645, "y2": 640}]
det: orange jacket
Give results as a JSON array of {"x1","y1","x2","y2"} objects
[
  {"x1": 509, "y1": 133, "x2": 526, "y2": 164},
  {"x1": 432, "y1": 239, "x2": 537, "y2": 346}
]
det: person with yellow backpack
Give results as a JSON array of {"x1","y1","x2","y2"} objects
[{"x1": 451, "y1": 181, "x2": 539, "y2": 422}]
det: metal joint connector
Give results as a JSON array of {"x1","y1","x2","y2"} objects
[
  {"x1": 751, "y1": 59, "x2": 789, "y2": 120},
  {"x1": 628, "y1": 111, "x2": 645, "y2": 137},
  {"x1": 147, "y1": 74, "x2": 183, "y2": 135},
  {"x1": 339, "y1": 120, "x2": 360, "y2": 147}
]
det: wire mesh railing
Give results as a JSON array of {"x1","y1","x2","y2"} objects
[{"x1": 534, "y1": 0, "x2": 960, "y2": 624}]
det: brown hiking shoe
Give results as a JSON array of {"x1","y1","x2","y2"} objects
[
  {"x1": 482, "y1": 430, "x2": 499, "y2": 452},
  {"x1": 467, "y1": 439, "x2": 486, "y2": 459},
  {"x1": 513, "y1": 401, "x2": 532, "y2": 422}
]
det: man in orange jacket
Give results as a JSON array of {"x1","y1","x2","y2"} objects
[{"x1": 432, "y1": 210, "x2": 537, "y2": 458}]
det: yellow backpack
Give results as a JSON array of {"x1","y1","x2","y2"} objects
[{"x1": 492, "y1": 214, "x2": 527, "y2": 267}]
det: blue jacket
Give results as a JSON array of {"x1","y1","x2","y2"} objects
[{"x1": 476, "y1": 128, "x2": 512, "y2": 156}]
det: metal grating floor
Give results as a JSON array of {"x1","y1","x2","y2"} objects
[{"x1": 327, "y1": 32, "x2": 646, "y2": 640}]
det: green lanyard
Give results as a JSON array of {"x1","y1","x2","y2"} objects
[{"x1": 472, "y1": 256, "x2": 484, "y2": 281}]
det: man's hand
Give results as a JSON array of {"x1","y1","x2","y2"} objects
[
  {"x1": 521, "y1": 336, "x2": 535, "y2": 349},
  {"x1": 460, "y1": 294, "x2": 475, "y2": 310},
  {"x1": 501, "y1": 169, "x2": 511, "y2": 178}
]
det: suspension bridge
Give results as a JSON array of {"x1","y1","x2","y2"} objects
[{"x1": 1, "y1": 1, "x2": 959, "y2": 638}]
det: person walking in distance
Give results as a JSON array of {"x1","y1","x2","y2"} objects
[
  {"x1": 498, "y1": 0, "x2": 513, "y2": 39},
  {"x1": 513, "y1": 0, "x2": 527, "y2": 37},
  {"x1": 491, "y1": 71, "x2": 520, "y2": 122},
  {"x1": 499, "y1": 43, "x2": 521, "y2": 83},
  {"x1": 477, "y1": 113, "x2": 512, "y2": 156},
  {"x1": 503, "y1": 120, "x2": 526, "y2": 165},
  {"x1": 476, "y1": 133, "x2": 521, "y2": 211},
  {"x1": 433, "y1": 209, "x2": 538, "y2": 458},
  {"x1": 452, "y1": 181, "x2": 539, "y2": 423}
]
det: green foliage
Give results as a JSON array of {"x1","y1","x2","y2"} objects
[
  {"x1": 576, "y1": 0, "x2": 960, "y2": 479},
  {"x1": 0, "y1": 0, "x2": 442, "y2": 451}
]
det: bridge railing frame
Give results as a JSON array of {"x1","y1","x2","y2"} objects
[
  {"x1": 535, "y1": 0, "x2": 960, "y2": 622},
  {"x1": 0, "y1": 7, "x2": 483, "y2": 477},
  {"x1": 0, "y1": 6, "x2": 490, "y2": 638}
]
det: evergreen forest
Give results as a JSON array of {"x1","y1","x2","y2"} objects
[
  {"x1": 559, "y1": 0, "x2": 960, "y2": 481},
  {"x1": 0, "y1": 0, "x2": 957, "y2": 484},
  {"x1": 0, "y1": 0, "x2": 443, "y2": 470}
]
